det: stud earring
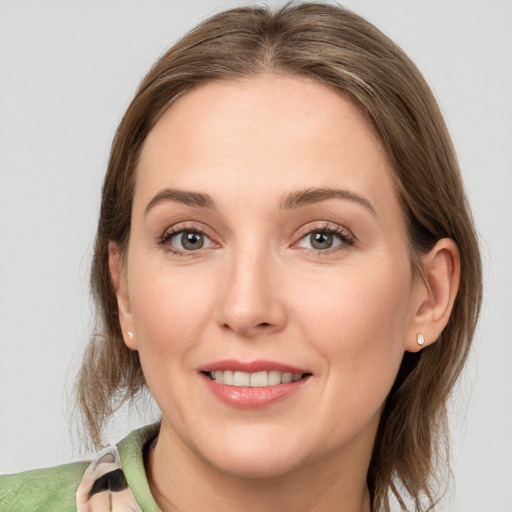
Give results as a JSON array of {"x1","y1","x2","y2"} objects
[
  {"x1": 126, "y1": 331, "x2": 134, "y2": 339},
  {"x1": 417, "y1": 333, "x2": 425, "y2": 346}
]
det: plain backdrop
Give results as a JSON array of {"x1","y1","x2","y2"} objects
[{"x1": 0, "y1": 1, "x2": 511, "y2": 510}]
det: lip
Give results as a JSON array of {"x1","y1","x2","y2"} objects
[
  {"x1": 199, "y1": 359, "x2": 309, "y2": 374},
  {"x1": 199, "y1": 360, "x2": 312, "y2": 409}
]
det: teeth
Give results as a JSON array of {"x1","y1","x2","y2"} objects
[
  {"x1": 250, "y1": 371, "x2": 268, "y2": 387},
  {"x1": 268, "y1": 371, "x2": 281, "y2": 386},
  {"x1": 281, "y1": 372, "x2": 293, "y2": 383},
  {"x1": 209, "y1": 370, "x2": 304, "y2": 387},
  {"x1": 233, "y1": 371, "x2": 250, "y2": 386}
]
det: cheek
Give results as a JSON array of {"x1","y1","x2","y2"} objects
[
  {"x1": 128, "y1": 262, "x2": 217, "y2": 363},
  {"x1": 293, "y1": 261, "x2": 412, "y2": 394},
  {"x1": 297, "y1": 260, "x2": 412, "y2": 336},
  {"x1": 126, "y1": 265, "x2": 217, "y2": 422}
]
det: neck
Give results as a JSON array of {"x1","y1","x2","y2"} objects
[{"x1": 146, "y1": 420, "x2": 374, "y2": 512}]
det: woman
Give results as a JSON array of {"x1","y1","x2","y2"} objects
[{"x1": 0, "y1": 3, "x2": 481, "y2": 511}]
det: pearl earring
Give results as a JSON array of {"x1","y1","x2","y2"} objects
[
  {"x1": 126, "y1": 331, "x2": 134, "y2": 339},
  {"x1": 417, "y1": 333, "x2": 425, "y2": 346}
]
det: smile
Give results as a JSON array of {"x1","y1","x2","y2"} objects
[
  {"x1": 200, "y1": 360, "x2": 312, "y2": 408},
  {"x1": 207, "y1": 370, "x2": 304, "y2": 387}
]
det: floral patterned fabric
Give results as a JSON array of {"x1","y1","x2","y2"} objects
[
  {"x1": 0, "y1": 424, "x2": 161, "y2": 512},
  {"x1": 76, "y1": 445, "x2": 142, "y2": 511}
]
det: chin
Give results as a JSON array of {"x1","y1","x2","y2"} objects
[
  {"x1": 207, "y1": 451, "x2": 302, "y2": 480},
  {"x1": 194, "y1": 430, "x2": 307, "y2": 480}
]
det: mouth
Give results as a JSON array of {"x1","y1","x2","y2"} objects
[
  {"x1": 199, "y1": 360, "x2": 312, "y2": 408},
  {"x1": 203, "y1": 370, "x2": 310, "y2": 387}
]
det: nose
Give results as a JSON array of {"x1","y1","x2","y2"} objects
[{"x1": 215, "y1": 247, "x2": 287, "y2": 338}]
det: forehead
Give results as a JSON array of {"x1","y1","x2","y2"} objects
[{"x1": 135, "y1": 74, "x2": 397, "y2": 219}]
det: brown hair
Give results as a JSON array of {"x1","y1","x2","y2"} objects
[{"x1": 76, "y1": 3, "x2": 482, "y2": 510}]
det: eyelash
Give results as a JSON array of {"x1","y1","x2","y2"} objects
[
  {"x1": 293, "y1": 222, "x2": 355, "y2": 254},
  {"x1": 158, "y1": 223, "x2": 215, "y2": 257},
  {"x1": 158, "y1": 222, "x2": 355, "y2": 256}
]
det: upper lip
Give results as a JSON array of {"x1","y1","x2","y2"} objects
[{"x1": 199, "y1": 359, "x2": 310, "y2": 374}]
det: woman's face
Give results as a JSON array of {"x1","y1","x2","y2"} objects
[{"x1": 115, "y1": 75, "x2": 425, "y2": 478}]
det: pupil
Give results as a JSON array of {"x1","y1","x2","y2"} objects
[
  {"x1": 311, "y1": 232, "x2": 332, "y2": 250},
  {"x1": 182, "y1": 232, "x2": 204, "y2": 250}
]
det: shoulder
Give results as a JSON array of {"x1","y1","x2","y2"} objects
[
  {"x1": 0, "y1": 424, "x2": 160, "y2": 512},
  {"x1": 0, "y1": 461, "x2": 88, "y2": 512}
]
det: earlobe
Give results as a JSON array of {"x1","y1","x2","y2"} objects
[
  {"x1": 405, "y1": 238, "x2": 460, "y2": 352},
  {"x1": 108, "y1": 241, "x2": 137, "y2": 350}
]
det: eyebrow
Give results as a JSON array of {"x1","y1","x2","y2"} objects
[
  {"x1": 145, "y1": 188, "x2": 216, "y2": 215},
  {"x1": 282, "y1": 187, "x2": 376, "y2": 215},
  {"x1": 144, "y1": 186, "x2": 375, "y2": 216}
]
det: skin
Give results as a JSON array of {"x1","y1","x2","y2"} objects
[{"x1": 110, "y1": 75, "x2": 460, "y2": 512}]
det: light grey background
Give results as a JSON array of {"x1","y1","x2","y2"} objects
[{"x1": 0, "y1": 1, "x2": 511, "y2": 510}]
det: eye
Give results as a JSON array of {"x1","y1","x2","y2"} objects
[
  {"x1": 309, "y1": 232, "x2": 337, "y2": 250},
  {"x1": 295, "y1": 225, "x2": 354, "y2": 252},
  {"x1": 162, "y1": 229, "x2": 214, "y2": 252}
]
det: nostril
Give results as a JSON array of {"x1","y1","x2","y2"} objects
[{"x1": 257, "y1": 322, "x2": 271, "y2": 327}]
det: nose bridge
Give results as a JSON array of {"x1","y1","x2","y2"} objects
[{"x1": 216, "y1": 237, "x2": 285, "y2": 336}]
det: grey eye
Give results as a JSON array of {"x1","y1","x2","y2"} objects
[
  {"x1": 310, "y1": 232, "x2": 333, "y2": 250},
  {"x1": 297, "y1": 230, "x2": 344, "y2": 251},
  {"x1": 182, "y1": 232, "x2": 204, "y2": 250},
  {"x1": 170, "y1": 231, "x2": 212, "y2": 251}
]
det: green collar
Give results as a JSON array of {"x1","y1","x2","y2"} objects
[{"x1": 117, "y1": 423, "x2": 161, "y2": 512}]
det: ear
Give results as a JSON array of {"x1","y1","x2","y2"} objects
[
  {"x1": 405, "y1": 238, "x2": 460, "y2": 352},
  {"x1": 108, "y1": 241, "x2": 138, "y2": 350}
]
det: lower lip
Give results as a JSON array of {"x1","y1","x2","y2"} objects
[{"x1": 201, "y1": 373, "x2": 310, "y2": 409}]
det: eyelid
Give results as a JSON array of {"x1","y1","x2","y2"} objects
[
  {"x1": 160, "y1": 221, "x2": 216, "y2": 240},
  {"x1": 158, "y1": 221, "x2": 220, "y2": 255},
  {"x1": 292, "y1": 221, "x2": 356, "y2": 251},
  {"x1": 157, "y1": 220, "x2": 354, "y2": 255}
]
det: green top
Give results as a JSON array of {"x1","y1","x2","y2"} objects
[{"x1": 0, "y1": 423, "x2": 161, "y2": 512}]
